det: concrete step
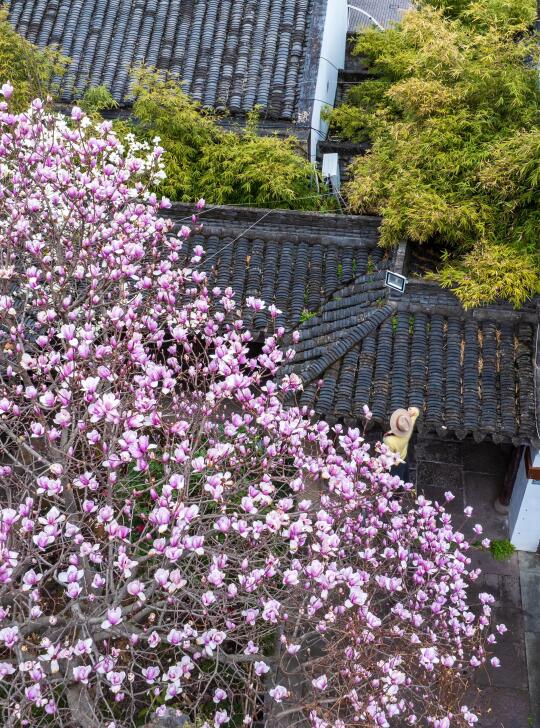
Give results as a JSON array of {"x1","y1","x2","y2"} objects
[
  {"x1": 317, "y1": 139, "x2": 370, "y2": 156},
  {"x1": 335, "y1": 68, "x2": 376, "y2": 105},
  {"x1": 345, "y1": 34, "x2": 370, "y2": 73}
]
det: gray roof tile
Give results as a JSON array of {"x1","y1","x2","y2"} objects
[
  {"x1": 283, "y1": 273, "x2": 540, "y2": 447},
  {"x1": 165, "y1": 203, "x2": 384, "y2": 331},
  {"x1": 8, "y1": 0, "x2": 315, "y2": 119},
  {"x1": 348, "y1": 0, "x2": 411, "y2": 31}
]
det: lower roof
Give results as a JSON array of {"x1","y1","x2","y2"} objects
[
  {"x1": 166, "y1": 203, "x2": 386, "y2": 332},
  {"x1": 172, "y1": 204, "x2": 539, "y2": 447},
  {"x1": 284, "y1": 273, "x2": 540, "y2": 447}
]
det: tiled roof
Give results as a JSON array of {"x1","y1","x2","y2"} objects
[
  {"x1": 166, "y1": 203, "x2": 387, "y2": 332},
  {"x1": 348, "y1": 0, "x2": 411, "y2": 31},
  {"x1": 8, "y1": 0, "x2": 315, "y2": 119},
  {"x1": 168, "y1": 204, "x2": 539, "y2": 446},
  {"x1": 283, "y1": 275, "x2": 540, "y2": 447}
]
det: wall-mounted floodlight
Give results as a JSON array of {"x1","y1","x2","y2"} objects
[{"x1": 385, "y1": 270, "x2": 407, "y2": 293}]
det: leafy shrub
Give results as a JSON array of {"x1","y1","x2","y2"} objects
[
  {"x1": 423, "y1": 0, "x2": 535, "y2": 29},
  {"x1": 127, "y1": 67, "x2": 328, "y2": 210},
  {"x1": 435, "y1": 242, "x2": 539, "y2": 308},
  {"x1": 330, "y1": 0, "x2": 540, "y2": 306},
  {"x1": 79, "y1": 84, "x2": 118, "y2": 117},
  {"x1": 0, "y1": 8, "x2": 68, "y2": 111},
  {"x1": 490, "y1": 539, "x2": 516, "y2": 561}
]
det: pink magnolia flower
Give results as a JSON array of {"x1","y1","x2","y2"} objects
[
  {"x1": 73, "y1": 665, "x2": 92, "y2": 684},
  {"x1": 214, "y1": 710, "x2": 229, "y2": 727},
  {"x1": 245, "y1": 297, "x2": 265, "y2": 312},
  {"x1": 142, "y1": 665, "x2": 160, "y2": 684},
  {"x1": 0, "y1": 626, "x2": 19, "y2": 649},
  {"x1": 1, "y1": 82, "x2": 13, "y2": 99},
  {"x1": 127, "y1": 580, "x2": 145, "y2": 601},
  {"x1": 101, "y1": 607, "x2": 123, "y2": 630},
  {"x1": 311, "y1": 675, "x2": 328, "y2": 691},
  {"x1": 269, "y1": 686, "x2": 288, "y2": 703},
  {"x1": 254, "y1": 661, "x2": 270, "y2": 676},
  {"x1": 0, "y1": 662, "x2": 15, "y2": 678},
  {"x1": 213, "y1": 688, "x2": 227, "y2": 703},
  {"x1": 106, "y1": 670, "x2": 126, "y2": 694}
]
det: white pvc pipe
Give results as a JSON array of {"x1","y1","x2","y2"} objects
[{"x1": 347, "y1": 4, "x2": 384, "y2": 31}]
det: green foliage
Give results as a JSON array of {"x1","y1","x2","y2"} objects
[
  {"x1": 422, "y1": 0, "x2": 535, "y2": 30},
  {"x1": 330, "y1": 0, "x2": 540, "y2": 306},
  {"x1": 0, "y1": 8, "x2": 68, "y2": 111},
  {"x1": 435, "y1": 242, "x2": 539, "y2": 308},
  {"x1": 127, "y1": 67, "x2": 327, "y2": 210},
  {"x1": 80, "y1": 85, "x2": 118, "y2": 117},
  {"x1": 300, "y1": 309, "x2": 317, "y2": 322},
  {"x1": 420, "y1": 0, "x2": 471, "y2": 17},
  {"x1": 489, "y1": 538, "x2": 516, "y2": 561}
]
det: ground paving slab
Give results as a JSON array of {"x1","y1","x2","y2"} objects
[{"x1": 414, "y1": 437, "x2": 539, "y2": 728}]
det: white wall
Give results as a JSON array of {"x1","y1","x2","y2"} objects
[
  {"x1": 310, "y1": 0, "x2": 348, "y2": 161},
  {"x1": 509, "y1": 448, "x2": 540, "y2": 552}
]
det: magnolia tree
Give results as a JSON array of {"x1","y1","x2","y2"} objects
[{"x1": 0, "y1": 87, "x2": 504, "y2": 728}]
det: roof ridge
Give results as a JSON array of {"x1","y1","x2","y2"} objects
[
  {"x1": 301, "y1": 269, "x2": 387, "y2": 322},
  {"x1": 166, "y1": 203, "x2": 382, "y2": 228},
  {"x1": 300, "y1": 303, "x2": 395, "y2": 385},
  {"x1": 322, "y1": 270, "x2": 387, "y2": 307}
]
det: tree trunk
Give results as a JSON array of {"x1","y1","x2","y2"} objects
[{"x1": 66, "y1": 683, "x2": 100, "y2": 728}]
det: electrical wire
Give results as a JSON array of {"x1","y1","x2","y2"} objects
[
  {"x1": 169, "y1": 192, "x2": 362, "y2": 266},
  {"x1": 201, "y1": 209, "x2": 276, "y2": 263}
]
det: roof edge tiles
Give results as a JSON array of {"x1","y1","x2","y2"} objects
[
  {"x1": 166, "y1": 202, "x2": 382, "y2": 238},
  {"x1": 165, "y1": 204, "x2": 384, "y2": 257},
  {"x1": 295, "y1": 0, "x2": 327, "y2": 124}
]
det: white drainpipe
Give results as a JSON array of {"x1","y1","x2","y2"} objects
[{"x1": 309, "y1": 0, "x2": 348, "y2": 161}]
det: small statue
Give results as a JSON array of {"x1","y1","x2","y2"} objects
[{"x1": 383, "y1": 407, "x2": 420, "y2": 483}]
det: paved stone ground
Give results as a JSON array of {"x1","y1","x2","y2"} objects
[
  {"x1": 520, "y1": 551, "x2": 540, "y2": 728},
  {"x1": 411, "y1": 435, "x2": 538, "y2": 728}
]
